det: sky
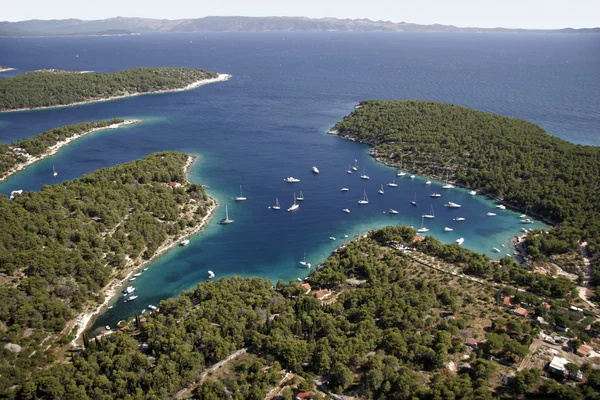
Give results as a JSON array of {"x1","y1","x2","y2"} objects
[{"x1": 0, "y1": 0, "x2": 598, "y2": 29}]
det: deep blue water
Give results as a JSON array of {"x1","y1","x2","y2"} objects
[{"x1": 0, "y1": 32, "x2": 598, "y2": 331}]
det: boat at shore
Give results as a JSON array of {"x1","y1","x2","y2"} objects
[
  {"x1": 284, "y1": 177, "x2": 300, "y2": 183},
  {"x1": 442, "y1": 173, "x2": 454, "y2": 189},
  {"x1": 469, "y1": 190, "x2": 477, "y2": 195},
  {"x1": 410, "y1": 174, "x2": 416, "y2": 179},
  {"x1": 180, "y1": 239, "x2": 190, "y2": 246},
  {"x1": 496, "y1": 204, "x2": 506, "y2": 210},
  {"x1": 397, "y1": 159, "x2": 406, "y2": 176},
  {"x1": 219, "y1": 205, "x2": 235, "y2": 224},
  {"x1": 312, "y1": 166, "x2": 319, "y2": 174},
  {"x1": 122, "y1": 286, "x2": 135, "y2": 295},
  {"x1": 208, "y1": 270, "x2": 215, "y2": 279},
  {"x1": 456, "y1": 238, "x2": 464, "y2": 245}
]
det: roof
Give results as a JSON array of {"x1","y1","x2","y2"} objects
[
  {"x1": 577, "y1": 344, "x2": 593, "y2": 357},
  {"x1": 549, "y1": 356, "x2": 569, "y2": 372},
  {"x1": 514, "y1": 307, "x2": 529, "y2": 316},
  {"x1": 466, "y1": 338, "x2": 478, "y2": 346},
  {"x1": 543, "y1": 302, "x2": 551, "y2": 310},
  {"x1": 312, "y1": 289, "x2": 331, "y2": 300},
  {"x1": 299, "y1": 283, "x2": 311, "y2": 291},
  {"x1": 503, "y1": 296, "x2": 514, "y2": 306},
  {"x1": 295, "y1": 392, "x2": 312, "y2": 400}
]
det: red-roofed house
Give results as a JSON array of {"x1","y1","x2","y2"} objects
[
  {"x1": 514, "y1": 307, "x2": 529, "y2": 317},
  {"x1": 466, "y1": 338, "x2": 478, "y2": 349},
  {"x1": 543, "y1": 302, "x2": 551, "y2": 310},
  {"x1": 299, "y1": 283, "x2": 311, "y2": 294},
  {"x1": 503, "y1": 296, "x2": 514, "y2": 307},
  {"x1": 295, "y1": 392, "x2": 312, "y2": 400},
  {"x1": 577, "y1": 344, "x2": 593, "y2": 357},
  {"x1": 312, "y1": 289, "x2": 331, "y2": 300}
]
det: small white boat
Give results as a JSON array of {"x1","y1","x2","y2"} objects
[
  {"x1": 122, "y1": 286, "x2": 135, "y2": 294},
  {"x1": 410, "y1": 174, "x2": 416, "y2": 179},
  {"x1": 422, "y1": 205, "x2": 435, "y2": 219},
  {"x1": 442, "y1": 173, "x2": 454, "y2": 189},
  {"x1": 53, "y1": 166, "x2": 58, "y2": 177},
  {"x1": 340, "y1": 188, "x2": 349, "y2": 192},
  {"x1": 417, "y1": 216, "x2": 429, "y2": 233},
  {"x1": 329, "y1": 236, "x2": 336, "y2": 241},
  {"x1": 284, "y1": 177, "x2": 300, "y2": 183},
  {"x1": 445, "y1": 202, "x2": 461, "y2": 208},
  {"x1": 425, "y1": 180, "x2": 431, "y2": 185},
  {"x1": 235, "y1": 185, "x2": 247, "y2": 201},
  {"x1": 410, "y1": 192, "x2": 417, "y2": 206},
  {"x1": 297, "y1": 278, "x2": 302, "y2": 282},
  {"x1": 208, "y1": 270, "x2": 215, "y2": 279},
  {"x1": 129, "y1": 277, "x2": 136, "y2": 281},
  {"x1": 346, "y1": 165, "x2": 353, "y2": 174},
  {"x1": 387, "y1": 176, "x2": 398, "y2": 187},
  {"x1": 312, "y1": 166, "x2": 319, "y2": 174},
  {"x1": 299, "y1": 251, "x2": 311, "y2": 268},
  {"x1": 148, "y1": 304, "x2": 158, "y2": 311},
  {"x1": 272, "y1": 197, "x2": 281, "y2": 210},
  {"x1": 143, "y1": 268, "x2": 148, "y2": 271},
  {"x1": 128, "y1": 295, "x2": 138, "y2": 301},
  {"x1": 496, "y1": 204, "x2": 506, "y2": 210},
  {"x1": 456, "y1": 238, "x2": 464, "y2": 245},
  {"x1": 358, "y1": 190, "x2": 369, "y2": 204},
  {"x1": 180, "y1": 239, "x2": 190, "y2": 246},
  {"x1": 360, "y1": 168, "x2": 369, "y2": 180},
  {"x1": 487, "y1": 212, "x2": 496, "y2": 216},
  {"x1": 296, "y1": 190, "x2": 305, "y2": 201},
  {"x1": 133, "y1": 272, "x2": 142, "y2": 277},
  {"x1": 469, "y1": 190, "x2": 477, "y2": 195},
  {"x1": 378, "y1": 184, "x2": 384, "y2": 194},
  {"x1": 388, "y1": 209, "x2": 399, "y2": 214},
  {"x1": 519, "y1": 214, "x2": 527, "y2": 218},
  {"x1": 444, "y1": 227, "x2": 453, "y2": 232},
  {"x1": 429, "y1": 193, "x2": 441, "y2": 198},
  {"x1": 288, "y1": 193, "x2": 300, "y2": 211},
  {"x1": 343, "y1": 208, "x2": 350, "y2": 213},
  {"x1": 454, "y1": 217, "x2": 466, "y2": 222},
  {"x1": 344, "y1": 234, "x2": 348, "y2": 238},
  {"x1": 397, "y1": 160, "x2": 406, "y2": 176},
  {"x1": 9, "y1": 189, "x2": 23, "y2": 200},
  {"x1": 520, "y1": 218, "x2": 533, "y2": 224},
  {"x1": 105, "y1": 325, "x2": 111, "y2": 330},
  {"x1": 522, "y1": 228, "x2": 529, "y2": 233},
  {"x1": 492, "y1": 248, "x2": 501, "y2": 253},
  {"x1": 352, "y1": 159, "x2": 359, "y2": 171},
  {"x1": 220, "y1": 205, "x2": 235, "y2": 224}
]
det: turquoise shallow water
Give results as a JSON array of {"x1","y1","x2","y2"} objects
[{"x1": 0, "y1": 32, "x2": 597, "y2": 330}]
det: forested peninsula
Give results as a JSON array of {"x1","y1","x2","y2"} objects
[
  {"x1": 0, "y1": 119, "x2": 138, "y2": 182},
  {"x1": 6, "y1": 226, "x2": 600, "y2": 399},
  {"x1": 331, "y1": 100, "x2": 600, "y2": 285},
  {"x1": 0, "y1": 67, "x2": 228, "y2": 111},
  {"x1": 0, "y1": 152, "x2": 215, "y2": 395}
]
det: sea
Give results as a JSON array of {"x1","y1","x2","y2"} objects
[{"x1": 0, "y1": 32, "x2": 598, "y2": 332}]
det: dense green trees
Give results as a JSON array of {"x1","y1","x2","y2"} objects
[
  {"x1": 0, "y1": 152, "x2": 211, "y2": 395},
  {"x1": 0, "y1": 67, "x2": 219, "y2": 110},
  {"x1": 333, "y1": 100, "x2": 600, "y2": 266}
]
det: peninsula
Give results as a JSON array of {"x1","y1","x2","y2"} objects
[
  {"x1": 331, "y1": 100, "x2": 599, "y2": 281},
  {"x1": 0, "y1": 67, "x2": 229, "y2": 112},
  {"x1": 0, "y1": 66, "x2": 15, "y2": 73},
  {"x1": 0, "y1": 119, "x2": 139, "y2": 182}
]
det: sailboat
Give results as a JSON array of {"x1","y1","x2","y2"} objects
[
  {"x1": 235, "y1": 185, "x2": 247, "y2": 201},
  {"x1": 397, "y1": 159, "x2": 406, "y2": 176},
  {"x1": 219, "y1": 205, "x2": 235, "y2": 224},
  {"x1": 388, "y1": 209, "x2": 399, "y2": 214},
  {"x1": 387, "y1": 176, "x2": 398, "y2": 187},
  {"x1": 299, "y1": 250, "x2": 311, "y2": 268},
  {"x1": 272, "y1": 197, "x2": 281, "y2": 210},
  {"x1": 410, "y1": 192, "x2": 417, "y2": 206},
  {"x1": 296, "y1": 190, "x2": 305, "y2": 201},
  {"x1": 442, "y1": 173, "x2": 454, "y2": 189},
  {"x1": 53, "y1": 166, "x2": 58, "y2": 177},
  {"x1": 352, "y1": 159, "x2": 358, "y2": 171},
  {"x1": 417, "y1": 216, "x2": 429, "y2": 232},
  {"x1": 360, "y1": 168, "x2": 369, "y2": 180},
  {"x1": 347, "y1": 165, "x2": 353, "y2": 174},
  {"x1": 358, "y1": 190, "x2": 369, "y2": 204},
  {"x1": 287, "y1": 193, "x2": 299, "y2": 211},
  {"x1": 378, "y1": 184, "x2": 384, "y2": 194},
  {"x1": 422, "y1": 205, "x2": 435, "y2": 219}
]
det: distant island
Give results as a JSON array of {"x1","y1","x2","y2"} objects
[
  {"x1": 0, "y1": 119, "x2": 139, "y2": 182},
  {"x1": 331, "y1": 100, "x2": 599, "y2": 279},
  {"x1": 0, "y1": 28, "x2": 139, "y2": 37},
  {"x1": 0, "y1": 67, "x2": 230, "y2": 112},
  {"x1": 0, "y1": 16, "x2": 598, "y2": 36}
]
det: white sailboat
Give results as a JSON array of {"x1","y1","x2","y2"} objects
[
  {"x1": 53, "y1": 166, "x2": 58, "y2": 177},
  {"x1": 235, "y1": 185, "x2": 247, "y2": 201},
  {"x1": 296, "y1": 190, "x2": 305, "y2": 201},
  {"x1": 378, "y1": 184, "x2": 384, "y2": 194},
  {"x1": 417, "y1": 216, "x2": 429, "y2": 233},
  {"x1": 299, "y1": 250, "x2": 311, "y2": 268},
  {"x1": 388, "y1": 209, "x2": 399, "y2": 214},
  {"x1": 445, "y1": 202, "x2": 461, "y2": 208},
  {"x1": 287, "y1": 193, "x2": 299, "y2": 211},
  {"x1": 387, "y1": 176, "x2": 398, "y2": 187},
  {"x1": 397, "y1": 159, "x2": 406, "y2": 176},
  {"x1": 358, "y1": 190, "x2": 369, "y2": 204},
  {"x1": 272, "y1": 197, "x2": 281, "y2": 210},
  {"x1": 442, "y1": 173, "x2": 454, "y2": 189},
  {"x1": 351, "y1": 159, "x2": 358, "y2": 171},
  {"x1": 360, "y1": 168, "x2": 369, "y2": 180},
  {"x1": 410, "y1": 192, "x2": 417, "y2": 206},
  {"x1": 347, "y1": 165, "x2": 353, "y2": 174},
  {"x1": 422, "y1": 205, "x2": 435, "y2": 219},
  {"x1": 219, "y1": 205, "x2": 235, "y2": 224}
]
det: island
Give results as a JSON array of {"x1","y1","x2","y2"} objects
[
  {"x1": 0, "y1": 67, "x2": 230, "y2": 112},
  {"x1": 0, "y1": 119, "x2": 139, "y2": 182},
  {"x1": 0, "y1": 66, "x2": 15, "y2": 73},
  {"x1": 331, "y1": 100, "x2": 599, "y2": 283}
]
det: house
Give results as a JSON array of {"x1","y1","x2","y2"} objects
[
  {"x1": 295, "y1": 392, "x2": 312, "y2": 400},
  {"x1": 503, "y1": 296, "x2": 514, "y2": 307},
  {"x1": 548, "y1": 356, "x2": 569, "y2": 376},
  {"x1": 542, "y1": 302, "x2": 552, "y2": 310},
  {"x1": 514, "y1": 307, "x2": 529, "y2": 317},
  {"x1": 577, "y1": 344, "x2": 593, "y2": 357},
  {"x1": 466, "y1": 338, "x2": 478, "y2": 349},
  {"x1": 167, "y1": 182, "x2": 182, "y2": 188},
  {"x1": 312, "y1": 289, "x2": 331, "y2": 300},
  {"x1": 299, "y1": 283, "x2": 311, "y2": 294}
]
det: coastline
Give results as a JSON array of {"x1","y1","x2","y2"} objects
[
  {"x1": 0, "y1": 67, "x2": 16, "y2": 73},
  {"x1": 71, "y1": 155, "x2": 217, "y2": 344},
  {"x1": 0, "y1": 73, "x2": 231, "y2": 113},
  {"x1": 0, "y1": 119, "x2": 140, "y2": 183}
]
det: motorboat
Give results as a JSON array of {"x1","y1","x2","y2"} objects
[
  {"x1": 388, "y1": 209, "x2": 399, "y2": 214},
  {"x1": 329, "y1": 237, "x2": 336, "y2": 240},
  {"x1": 445, "y1": 202, "x2": 461, "y2": 208},
  {"x1": 429, "y1": 193, "x2": 441, "y2": 198},
  {"x1": 312, "y1": 166, "x2": 319, "y2": 174},
  {"x1": 180, "y1": 239, "x2": 190, "y2": 246},
  {"x1": 520, "y1": 218, "x2": 533, "y2": 224},
  {"x1": 496, "y1": 204, "x2": 506, "y2": 210},
  {"x1": 487, "y1": 212, "x2": 496, "y2": 216},
  {"x1": 454, "y1": 217, "x2": 466, "y2": 221},
  {"x1": 492, "y1": 248, "x2": 501, "y2": 253},
  {"x1": 341, "y1": 188, "x2": 349, "y2": 192},
  {"x1": 9, "y1": 189, "x2": 23, "y2": 200},
  {"x1": 444, "y1": 227, "x2": 453, "y2": 232},
  {"x1": 208, "y1": 270, "x2": 215, "y2": 279},
  {"x1": 425, "y1": 180, "x2": 431, "y2": 185},
  {"x1": 284, "y1": 177, "x2": 300, "y2": 183},
  {"x1": 410, "y1": 174, "x2": 416, "y2": 179},
  {"x1": 456, "y1": 238, "x2": 464, "y2": 245},
  {"x1": 122, "y1": 286, "x2": 135, "y2": 295},
  {"x1": 343, "y1": 208, "x2": 350, "y2": 213}
]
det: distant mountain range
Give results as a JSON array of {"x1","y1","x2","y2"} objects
[{"x1": 1, "y1": 16, "x2": 598, "y2": 37}]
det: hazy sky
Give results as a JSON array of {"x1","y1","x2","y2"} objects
[{"x1": 1, "y1": 0, "x2": 598, "y2": 29}]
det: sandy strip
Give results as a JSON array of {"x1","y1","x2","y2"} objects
[
  {"x1": 71, "y1": 156, "x2": 216, "y2": 344},
  {"x1": 0, "y1": 119, "x2": 140, "y2": 183},
  {"x1": 1, "y1": 73, "x2": 231, "y2": 113}
]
